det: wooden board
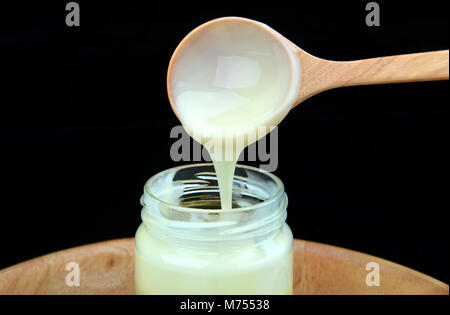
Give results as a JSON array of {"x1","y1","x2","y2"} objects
[{"x1": 0, "y1": 238, "x2": 447, "y2": 295}]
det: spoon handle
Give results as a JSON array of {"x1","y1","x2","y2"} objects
[
  {"x1": 328, "y1": 50, "x2": 449, "y2": 88},
  {"x1": 294, "y1": 49, "x2": 448, "y2": 106}
]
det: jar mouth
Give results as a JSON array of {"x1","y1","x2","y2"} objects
[{"x1": 142, "y1": 163, "x2": 285, "y2": 213}]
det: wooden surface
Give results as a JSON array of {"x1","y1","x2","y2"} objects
[
  {"x1": 0, "y1": 238, "x2": 447, "y2": 295},
  {"x1": 294, "y1": 49, "x2": 449, "y2": 105}
]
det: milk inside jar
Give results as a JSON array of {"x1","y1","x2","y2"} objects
[{"x1": 135, "y1": 164, "x2": 293, "y2": 294}]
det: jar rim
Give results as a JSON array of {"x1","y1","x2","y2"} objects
[{"x1": 143, "y1": 163, "x2": 285, "y2": 213}]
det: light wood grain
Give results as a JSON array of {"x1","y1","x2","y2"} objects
[
  {"x1": 0, "y1": 239, "x2": 135, "y2": 295},
  {"x1": 0, "y1": 238, "x2": 447, "y2": 295},
  {"x1": 293, "y1": 240, "x2": 448, "y2": 295},
  {"x1": 294, "y1": 49, "x2": 449, "y2": 105}
]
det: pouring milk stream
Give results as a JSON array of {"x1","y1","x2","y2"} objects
[{"x1": 167, "y1": 17, "x2": 301, "y2": 209}]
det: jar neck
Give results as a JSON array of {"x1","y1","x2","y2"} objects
[
  {"x1": 141, "y1": 192, "x2": 288, "y2": 246},
  {"x1": 139, "y1": 163, "x2": 288, "y2": 246}
]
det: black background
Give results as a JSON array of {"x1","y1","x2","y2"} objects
[{"x1": 0, "y1": 0, "x2": 448, "y2": 283}]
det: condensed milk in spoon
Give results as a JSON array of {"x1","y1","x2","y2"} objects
[
  {"x1": 167, "y1": 17, "x2": 449, "y2": 209},
  {"x1": 167, "y1": 17, "x2": 301, "y2": 209}
]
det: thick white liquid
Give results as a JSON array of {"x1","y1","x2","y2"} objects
[
  {"x1": 135, "y1": 163, "x2": 293, "y2": 294},
  {"x1": 135, "y1": 223, "x2": 293, "y2": 294},
  {"x1": 134, "y1": 18, "x2": 299, "y2": 295},
  {"x1": 169, "y1": 19, "x2": 301, "y2": 208}
]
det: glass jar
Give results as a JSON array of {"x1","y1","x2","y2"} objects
[{"x1": 135, "y1": 163, "x2": 293, "y2": 294}]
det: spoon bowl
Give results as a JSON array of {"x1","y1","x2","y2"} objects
[{"x1": 167, "y1": 17, "x2": 301, "y2": 139}]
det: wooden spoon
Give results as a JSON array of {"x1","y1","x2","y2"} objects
[
  {"x1": 293, "y1": 47, "x2": 449, "y2": 106},
  {"x1": 167, "y1": 17, "x2": 449, "y2": 118}
]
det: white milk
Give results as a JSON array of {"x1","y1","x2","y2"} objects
[
  {"x1": 135, "y1": 163, "x2": 293, "y2": 294},
  {"x1": 134, "y1": 18, "x2": 299, "y2": 295},
  {"x1": 135, "y1": 222, "x2": 293, "y2": 294},
  {"x1": 168, "y1": 18, "x2": 301, "y2": 208}
]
